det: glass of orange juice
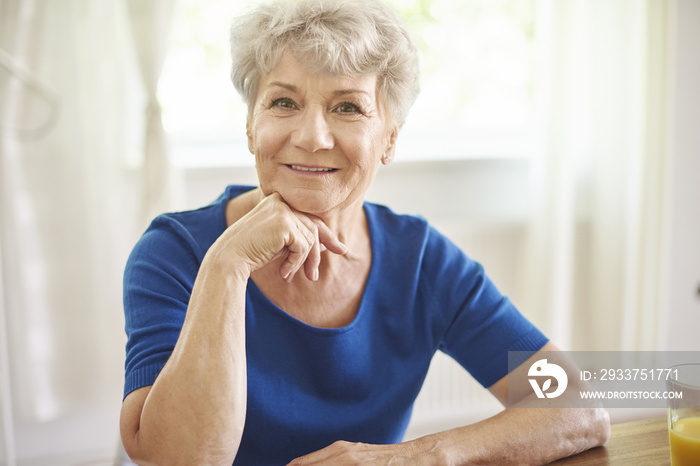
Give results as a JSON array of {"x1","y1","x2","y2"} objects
[{"x1": 667, "y1": 363, "x2": 700, "y2": 466}]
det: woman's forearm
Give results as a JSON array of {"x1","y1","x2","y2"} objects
[
  {"x1": 410, "y1": 405, "x2": 610, "y2": 465},
  {"x1": 124, "y1": 258, "x2": 249, "y2": 466}
]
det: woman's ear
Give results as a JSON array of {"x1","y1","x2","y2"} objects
[{"x1": 381, "y1": 126, "x2": 398, "y2": 165}]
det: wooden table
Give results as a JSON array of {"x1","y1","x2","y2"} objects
[{"x1": 549, "y1": 417, "x2": 671, "y2": 465}]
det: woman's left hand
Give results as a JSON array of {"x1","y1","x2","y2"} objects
[{"x1": 287, "y1": 440, "x2": 427, "y2": 465}]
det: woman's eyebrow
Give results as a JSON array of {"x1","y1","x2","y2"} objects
[
  {"x1": 333, "y1": 89, "x2": 374, "y2": 101},
  {"x1": 332, "y1": 89, "x2": 373, "y2": 99},
  {"x1": 266, "y1": 81, "x2": 299, "y2": 93}
]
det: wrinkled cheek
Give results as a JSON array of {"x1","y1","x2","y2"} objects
[
  {"x1": 250, "y1": 134, "x2": 280, "y2": 193},
  {"x1": 251, "y1": 153, "x2": 275, "y2": 196},
  {"x1": 255, "y1": 166, "x2": 276, "y2": 197}
]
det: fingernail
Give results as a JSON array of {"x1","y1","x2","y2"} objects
[
  {"x1": 281, "y1": 265, "x2": 291, "y2": 281},
  {"x1": 313, "y1": 269, "x2": 319, "y2": 281}
]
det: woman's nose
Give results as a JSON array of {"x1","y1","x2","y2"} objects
[{"x1": 291, "y1": 106, "x2": 334, "y2": 152}]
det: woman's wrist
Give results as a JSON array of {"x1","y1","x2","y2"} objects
[
  {"x1": 402, "y1": 433, "x2": 459, "y2": 465},
  {"x1": 199, "y1": 245, "x2": 252, "y2": 290}
]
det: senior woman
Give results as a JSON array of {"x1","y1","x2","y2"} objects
[{"x1": 120, "y1": 0, "x2": 609, "y2": 464}]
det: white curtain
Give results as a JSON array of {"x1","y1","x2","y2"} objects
[
  {"x1": 125, "y1": 0, "x2": 180, "y2": 226},
  {"x1": 0, "y1": 0, "x2": 175, "y2": 462},
  {"x1": 519, "y1": 0, "x2": 670, "y2": 352}
]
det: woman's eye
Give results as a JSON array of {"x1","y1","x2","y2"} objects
[
  {"x1": 271, "y1": 98, "x2": 296, "y2": 110},
  {"x1": 335, "y1": 103, "x2": 361, "y2": 114}
]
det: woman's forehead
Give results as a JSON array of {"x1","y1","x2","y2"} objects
[{"x1": 260, "y1": 52, "x2": 379, "y2": 98}]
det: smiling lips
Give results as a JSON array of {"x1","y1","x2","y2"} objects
[{"x1": 287, "y1": 164, "x2": 338, "y2": 173}]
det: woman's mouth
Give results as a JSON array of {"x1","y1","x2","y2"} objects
[{"x1": 287, "y1": 164, "x2": 338, "y2": 173}]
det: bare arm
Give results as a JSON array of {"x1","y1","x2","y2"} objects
[
  {"x1": 120, "y1": 193, "x2": 347, "y2": 465},
  {"x1": 289, "y1": 342, "x2": 610, "y2": 465},
  {"x1": 120, "y1": 258, "x2": 249, "y2": 466}
]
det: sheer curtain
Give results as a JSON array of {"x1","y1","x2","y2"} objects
[
  {"x1": 0, "y1": 0, "x2": 175, "y2": 463},
  {"x1": 519, "y1": 0, "x2": 669, "y2": 351},
  {"x1": 126, "y1": 0, "x2": 181, "y2": 226}
]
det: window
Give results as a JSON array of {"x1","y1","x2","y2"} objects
[{"x1": 159, "y1": 0, "x2": 537, "y2": 167}]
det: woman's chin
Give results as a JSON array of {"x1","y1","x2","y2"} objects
[
  {"x1": 284, "y1": 196, "x2": 333, "y2": 216},
  {"x1": 274, "y1": 188, "x2": 336, "y2": 216},
  {"x1": 260, "y1": 183, "x2": 361, "y2": 218}
]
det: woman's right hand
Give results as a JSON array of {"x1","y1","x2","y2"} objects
[{"x1": 209, "y1": 191, "x2": 348, "y2": 283}]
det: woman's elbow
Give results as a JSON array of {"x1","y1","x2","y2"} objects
[
  {"x1": 122, "y1": 432, "x2": 240, "y2": 466},
  {"x1": 119, "y1": 388, "x2": 243, "y2": 465}
]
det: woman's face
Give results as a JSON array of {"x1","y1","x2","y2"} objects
[{"x1": 247, "y1": 52, "x2": 397, "y2": 217}]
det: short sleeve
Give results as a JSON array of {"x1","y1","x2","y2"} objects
[
  {"x1": 423, "y1": 226, "x2": 548, "y2": 388},
  {"x1": 122, "y1": 215, "x2": 204, "y2": 399}
]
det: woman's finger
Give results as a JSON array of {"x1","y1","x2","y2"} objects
[
  {"x1": 312, "y1": 218, "x2": 348, "y2": 255},
  {"x1": 302, "y1": 220, "x2": 322, "y2": 281},
  {"x1": 288, "y1": 209, "x2": 347, "y2": 256},
  {"x1": 283, "y1": 208, "x2": 347, "y2": 282},
  {"x1": 278, "y1": 220, "x2": 315, "y2": 281}
]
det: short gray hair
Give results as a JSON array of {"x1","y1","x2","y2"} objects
[{"x1": 230, "y1": 0, "x2": 420, "y2": 126}]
